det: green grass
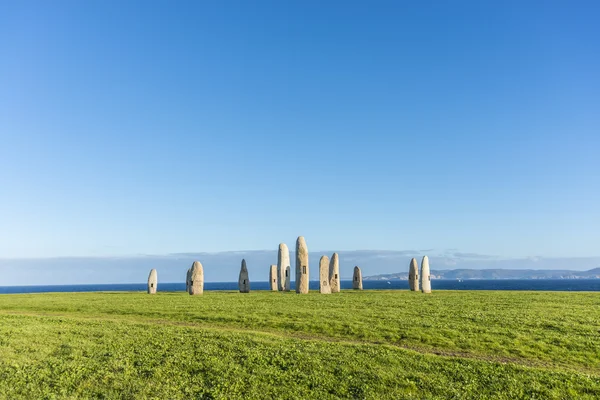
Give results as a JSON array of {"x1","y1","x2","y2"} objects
[{"x1": 0, "y1": 290, "x2": 599, "y2": 399}]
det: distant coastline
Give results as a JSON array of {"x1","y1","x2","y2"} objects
[{"x1": 364, "y1": 268, "x2": 600, "y2": 280}]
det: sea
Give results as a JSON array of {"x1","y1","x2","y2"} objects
[{"x1": 1, "y1": 279, "x2": 599, "y2": 294}]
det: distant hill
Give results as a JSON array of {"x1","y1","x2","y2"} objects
[{"x1": 364, "y1": 268, "x2": 600, "y2": 280}]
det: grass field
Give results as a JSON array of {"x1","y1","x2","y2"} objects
[{"x1": 0, "y1": 290, "x2": 599, "y2": 399}]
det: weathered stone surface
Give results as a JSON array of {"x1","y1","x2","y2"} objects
[
  {"x1": 329, "y1": 253, "x2": 340, "y2": 293},
  {"x1": 295, "y1": 236, "x2": 309, "y2": 294},
  {"x1": 147, "y1": 269, "x2": 157, "y2": 294},
  {"x1": 421, "y1": 256, "x2": 431, "y2": 293},
  {"x1": 409, "y1": 258, "x2": 419, "y2": 291},
  {"x1": 239, "y1": 259, "x2": 250, "y2": 293},
  {"x1": 277, "y1": 243, "x2": 291, "y2": 291},
  {"x1": 269, "y1": 264, "x2": 278, "y2": 291},
  {"x1": 284, "y1": 265, "x2": 291, "y2": 291},
  {"x1": 189, "y1": 261, "x2": 204, "y2": 295},
  {"x1": 319, "y1": 256, "x2": 331, "y2": 294},
  {"x1": 353, "y1": 266, "x2": 363, "y2": 290}
]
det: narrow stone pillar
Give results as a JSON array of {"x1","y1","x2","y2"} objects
[
  {"x1": 277, "y1": 243, "x2": 291, "y2": 291},
  {"x1": 352, "y1": 266, "x2": 363, "y2": 290},
  {"x1": 409, "y1": 258, "x2": 419, "y2": 291},
  {"x1": 329, "y1": 253, "x2": 340, "y2": 293},
  {"x1": 284, "y1": 265, "x2": 291, "y2": 291},
  {"x1": 147, "y1": 269, "x2": 158, "y2": 294},
  {"x1": 421, "y1": 256, "x2": 431, "y2": 293},
  {"x1": 239, "y1": 259, "x2": 250, "y2": 293},
  {"x1": 295, "y1": 236, "x2": 309, "y2": 294},
  {"x1": 185, "y1": 268, "x2": 191, "y2": 292},
  {"x1": 189, "y1": 261, "x2": 204, "y2": 295},
  {"x1": 269, "y1": 264, "x2": 278, "y2": 291},
  {"x1": 319, "y1": 256, "x2": 331, "y2": 294}
]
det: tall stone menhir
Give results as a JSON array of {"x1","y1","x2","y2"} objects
[
  {"x1": 295, "y1": 236, "x2": 309, "y2": 294},
  {"x1": 277, "y1": 243, "x2": 291, "y2": 292},
  {"x1": 269, "y1": 264, "x2": 278, "y2": 291},
  {"x1": 319, "y1": 256, "x2": 331, "y2": 294},
  {"x1": 147, "y1": 269, "x2": 157, "y2": 294},
  {"x1": 353, "y1": 266, "x2": 363, "y2": 290},
  {"x1": 189, "y1": 261, "x2": 204, "y2": 295},
  {"x1": 421, "y1": 256, "x2": 431, "y2": 293},
  {"x1": 239, "y1": 259, "x2": 250, "y2": 293},
  {"x1": 408, "y1": 258, "x2": 419, "y2": 291},
  {"x1": 329, "y1": 253, "x2": 340, "y2": 293}
]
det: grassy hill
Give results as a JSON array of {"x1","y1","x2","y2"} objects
[{"x1": 0, "y1": 290, "x2": 599, "y2": 399}]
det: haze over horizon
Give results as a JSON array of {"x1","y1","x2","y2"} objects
[
  {"x1": 1, "y1": 249, "x2": 599, "y2": 286},
  {"x1": 1, "y1": 1, "x2": 599, "y2": 281}
]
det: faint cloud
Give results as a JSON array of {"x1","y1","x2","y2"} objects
[{"x1": 453, "y1": 252, "x2": 498, "y2": 260}]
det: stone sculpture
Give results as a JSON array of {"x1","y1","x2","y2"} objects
[
  {"x1": 269, "y1": 264, "x2": 278, "y2": 291},
  {"x1": 284, "y1": 265, "x2": 291, "y2": 291},
  {"x1": 239, "y1": 259, "x2": 250, "y2": 293},
  {"x1": 353, "y1": 266, "x2": 363, "y2": 290},
  {"x1": 329, "y1": 252, "x2": 340, "y2": 293},
  {"x1": 189, "y1": 261, "x2": 204, "y2": 295},
  {"x1": 319, "y1": 256, "x2": 331, "y2": 294},
  {"x1": 409, "y1": 258, "x2": 419, "y2": 291},
  {"x1": 421, "y1": 256, "x2": 431, "y2": 293},
  {"x1": 295, "y1": 236, "x2": 309, "y2": 294},
  {"x1": 185, "y1": 267, "x2": 191, "y2": 292},
  {"x1": 277, "y1": 243, "x2": 291, "y2": 291},
  {"x1": 147, "y1": 269, "x2": 157, "y2": 294}
]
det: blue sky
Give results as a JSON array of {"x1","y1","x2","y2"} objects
[{"x1": 1, "y1": 1, "x2": 599, "y2": 267}]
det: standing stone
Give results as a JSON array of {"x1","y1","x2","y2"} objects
[
  {"x1": 353, "y1": 266, "x2": 363, "y2": 290},
  {"x1": 329, "y1": 253, "x2": 340, "y2": 293},
  {"x1": 319, "y1": 256, "x2": 331, "y2": 294},
  {"x1": 277, "y1": 243, "x2": 291, "y2": 291},
  {"x1": 295, "y1": 236, "x2": 309, "y2": 294},
  {"x1": 269, "y1": 264, "x2": 278, "y2": 291},
  {"x1": 189, "y1": 261, "x2": 204, "y2": 295},
  {"x1": 239, "y1": 259, "x2": 250, "y2": 293},
  {"x1": 421, "y1": 256, "x2": 431, "y2": 293},
  {"x1": 147, "y1": 269, "x2": 158, "y2": 294},
  {"x1": 185, "y1": 268, "x2": 191, "y2": 292},
  {"x1": 284, "y1": 265, "x2": 291, "y2": 291},
  {"x1": 409, "y1": 258, "x2": 419, "y2": 291}
]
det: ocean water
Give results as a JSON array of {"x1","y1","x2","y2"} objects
[{"x1": 0, "y1": 279, "x2": 599, "y2": 294}]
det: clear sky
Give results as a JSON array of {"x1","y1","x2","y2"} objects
[{"x1": 1, "y1": 0, "x2": 599, "y2": 260}]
